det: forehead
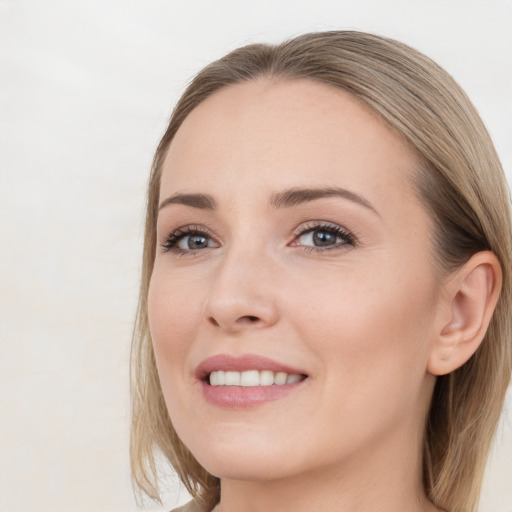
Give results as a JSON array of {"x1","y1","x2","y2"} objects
[{"x1": 161, "y1": 78, "x2": 420, "y2": 214}]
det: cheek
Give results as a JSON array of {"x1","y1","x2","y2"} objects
[
  {"x1": 147, "y1": 266, "x2": 204, "y2": 402},
  {"x1": 287, "y1": 262, "x2": 437, "y2": 401},
  {"x1": 148, "y1": 262, "x2": 205, "y2": 340}
]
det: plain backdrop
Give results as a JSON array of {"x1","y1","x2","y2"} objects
[{"x1": 1, "y1": 1, "x2": 511, "y2": 511}]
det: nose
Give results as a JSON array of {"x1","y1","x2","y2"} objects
[{"x1": 202, "y1": 249, "x2": 280, "y2": 333}]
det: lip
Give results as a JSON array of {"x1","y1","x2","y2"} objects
[
  {"x1": 195, "y1": 354, "x2": 309, "y2": 409},
  {"x1": 195, "y1": 354, "x2": 307, "y2": 381}
]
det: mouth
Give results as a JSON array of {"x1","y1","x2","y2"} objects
[
  {"x1": 208, "y1": 370, "x2": 307, "y2": 386},
  {"x1": 196, "y1": 354, "x2": 309, "y2": 408}
]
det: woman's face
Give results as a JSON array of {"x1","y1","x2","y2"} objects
[{"x1": 149, "y1": 79, "x2": 442, "y2": 482}]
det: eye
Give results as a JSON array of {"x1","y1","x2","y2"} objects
[
  {"x1": 161, "y1": 226, "x2": 219, "y2": 254},
  {"x1": 292, "y1": 222, "x2": 355, "y2": 251}
]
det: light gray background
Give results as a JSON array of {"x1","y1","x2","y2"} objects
[{"x1": 1, "y1": 1, "x2": 511, "y2": 511}]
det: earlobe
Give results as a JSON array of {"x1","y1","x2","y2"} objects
[{"x1": 427, "y1": 251, "x2": 502, "y2": 376}]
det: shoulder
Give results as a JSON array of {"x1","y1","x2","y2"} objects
[{"x1": 169, "y1": 499, "x2": 210, "y2": 512}]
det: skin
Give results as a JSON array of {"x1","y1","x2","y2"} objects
[{"x1": 148, "y1": 78, "x2": 450, "y2": 511}]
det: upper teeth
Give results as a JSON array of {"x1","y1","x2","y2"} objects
[{"x1": 209, "y1": 370, "x2": 303, "y2": 387}]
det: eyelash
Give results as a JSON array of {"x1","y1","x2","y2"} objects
[
  {"x1": 292, "y1": 221, "x2": 356, "y2": 253},
  {"x1": 161, "y1": 225, "x2": 215, "y2": 255},
  {"x1": 160, "y1": 222, "x2": 356, "y2": 255}
]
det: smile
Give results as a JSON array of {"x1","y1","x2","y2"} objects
[{"x1": 196, "y1": 354, "x2": 309, "y2": 408}]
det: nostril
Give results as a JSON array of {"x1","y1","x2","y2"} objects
[
  {"x1": 242, "y1": 315, "x2": 260, "y2": 323},
  {"x1": 206, "y1": 314, "x2": 262, "y2": 328}
]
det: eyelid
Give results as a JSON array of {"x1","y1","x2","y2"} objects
[{"x1": 292, "y1": 220, "x2": 347, "y2": 235}]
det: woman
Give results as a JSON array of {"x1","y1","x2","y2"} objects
[{"x1": 130, "y1": 31, "x2": 512, "y2": 512}]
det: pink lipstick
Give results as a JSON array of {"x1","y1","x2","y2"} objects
[{"x1": 196, "y1": 354, "x2": 308, "y2": 409}]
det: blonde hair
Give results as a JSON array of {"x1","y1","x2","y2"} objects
[{"x1": 130, "y1": 31, "x2": 512, "y2": 512}]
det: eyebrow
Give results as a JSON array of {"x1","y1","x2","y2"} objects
[
  {"x1": 269, "y1": 187, "x2": 379, "y2": 214},
  {"x1": 158, "y1": 187, "x2": 378, "y2": 215},
  {"x1": 159, "y1": 193, "x2": 216, "y2": 211}
]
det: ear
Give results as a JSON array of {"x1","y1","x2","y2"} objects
[{"x1": 427, "y1": 251, "x2": 502, "y2": 376}]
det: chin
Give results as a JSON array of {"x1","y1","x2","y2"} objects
[
  {"x1": 200, "y1": 453, "x2": 298, "y2": 482},
  {"x1": 184, "y1": 428, "x2": 305, "y2": 482}
]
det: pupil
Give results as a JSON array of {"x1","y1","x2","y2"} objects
[
  {"x1": 188, "y1": 235, "x2": 208, "y2": 249},
  {"x1": 313, "y1": 230, "x2": 335, "y2": 246}
]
